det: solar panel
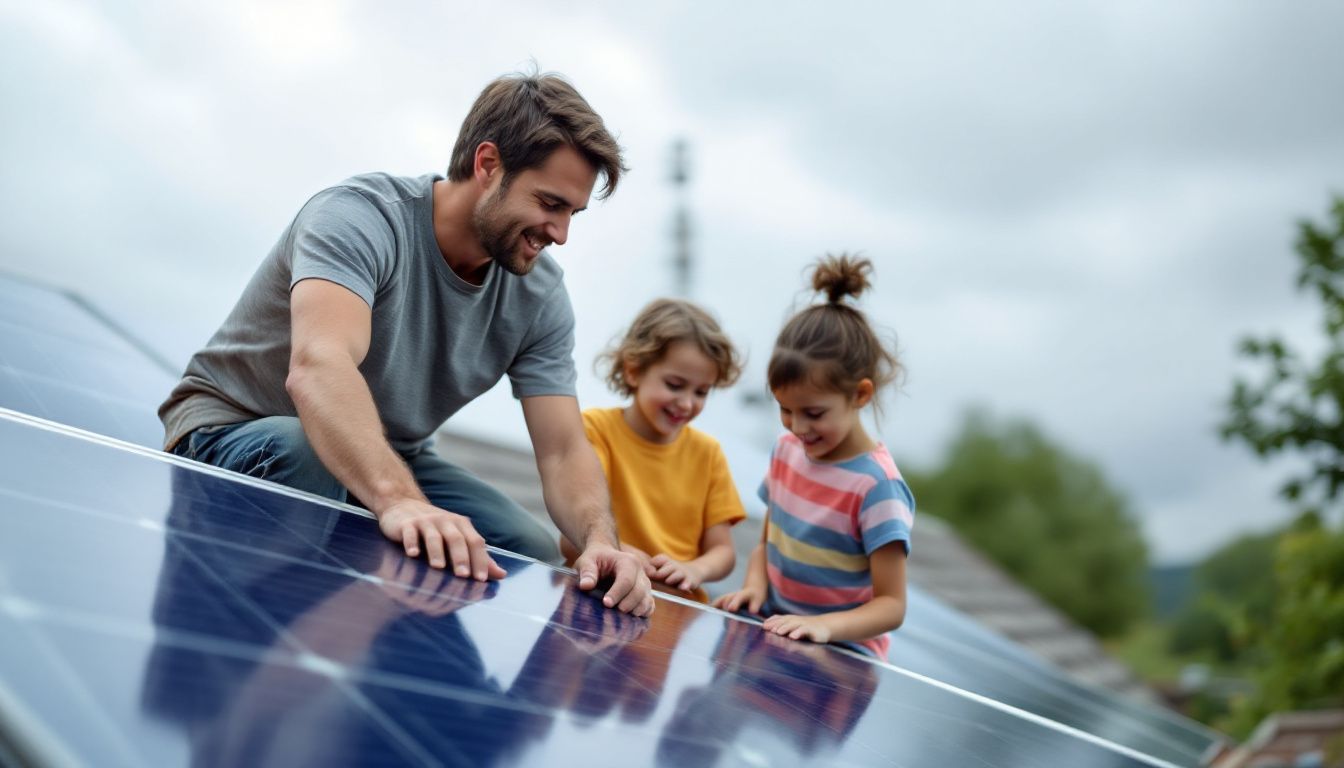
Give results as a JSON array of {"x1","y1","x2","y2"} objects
[
  {"x1": 0, "y1": 273, "x2": 176, "y2": 448},
  {"x1": 889, "y1": 589, "x2": 1219, "y2": 764},
  {"x1": 0, "y1": 411, "x2": 1184, "y2": 767},
  {"x1": 0, "y1": 273, "x2": 1221, "y2": 765}
]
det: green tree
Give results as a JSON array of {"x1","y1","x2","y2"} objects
[
  {"x1": 1167, "y1": 530, "x2": 1278, "y2": 662},
  {"x1": 1218, "y1": 195, "x2": 1344, "y2": 736},
  {"x1": 1226, "y1": 514, "x2": 1344, "y2": 736},
  {"x1": 1222, "y1": 196, "x2": 1344, "y2": 513},
  {"x1": 906, "y1": 410, "x2": 1149, "y2": 637}
]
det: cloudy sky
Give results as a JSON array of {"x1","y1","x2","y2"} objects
[{"x1": 2, "y1": 1, "x2": 1340, "y2": 564}]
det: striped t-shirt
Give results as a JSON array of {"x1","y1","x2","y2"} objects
[{"x1": 759, "y1": 433, "x2": 915, "y2": 660}]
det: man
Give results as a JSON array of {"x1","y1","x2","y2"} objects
[{"x1": 159, "y1": 70, "x2": 653, "y2": 616}]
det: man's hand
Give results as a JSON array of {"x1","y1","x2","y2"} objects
[
  {"x1": 378, "y1": 499, "x2": 506, "y2": 581},
  {"x1": 572, "y1": 542, "x2": 655, "y2": 617},
  {"x1": 620, "y1": 542, "x2": 654, "y2": 575},
  {"x1": 762, "y1": 613, "x2": 832, "y2": 644},
  {"x1": 648, "y1": 554, "x2": 704, "y2": 593},
  {"x1": 712, "y1": 583, "x2": 767, "y2": 615}
]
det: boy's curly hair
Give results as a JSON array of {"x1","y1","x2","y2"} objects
[{"x1": 599, "y1": 299, "x2": 742, "y2": 396}]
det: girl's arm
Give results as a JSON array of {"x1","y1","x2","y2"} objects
[
  {"x1": 762, "y1": 542, "x2": 907, "y2": 644},
  {"x1": 649, "y1": 522, "x2": 736, "y2": 592}
]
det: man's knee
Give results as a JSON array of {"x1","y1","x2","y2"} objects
[
  {"x1": 189, "y1": 417, "x2": 346, "y2": 502},
  {"x1": 409, "y1": 451, "x2": 559, "y2": 562},
  {"x1": 460, "y1": 496, "x2": 559, "y2": 563},
  {"x1": 457, "y1": 493, "x2": 560, "y2": 563},
  {"x1": 248, "y1": 418, "x2": 346, "y2": 500}
]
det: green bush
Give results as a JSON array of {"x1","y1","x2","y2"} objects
[
  {"x1": 906, "y1": 410, "x2": 1149, "y2": 637},
  {"x1": 1227, "y1": 516, "x2": 1344, "y2": 736}
]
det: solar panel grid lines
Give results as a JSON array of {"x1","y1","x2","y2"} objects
[
  {"x1": 0, "y1": 405, "x2": 385, "y2": 524},
  {"x1": 0, "y1": 275, "x2": 1221, "y2": 766},
  {"x1": 856, "y1": 662, "x2": 1187, "y2": 768},
  {"x1": 0, "y1": 613, "x2": 119, "y2": 768},
  {"x1": 30, "y1": 618, "x2": 434, "y2": 767},
  {"x1": 1, "y1": 414, "x2": 672, "y2": 763},
  {"x1": 0, "y1": 276, "x2": 177, "y2": 449},
  {"x1": 701, "y1": 604, "x2": 1100, "y2": 759},
  {"x1": 874, "y1": 623, "x2": 1187, "y2": 765},
  {"x1": 0, "y1": 361, "x2": 157, "y2": 449},
  {"x1": 0, "y1": 414, "x2": 1181, "y2": 767},
  {"x1": 0, "y1": 276, "x2": 134, "y2": 351},
  {"x1": 1, "y1": 606, "x2": 150, "y2": 767},
  {"x1": 0, "y1": 317, "x2": 170, "y2": 399},
  {"x1": 886, "y1": 617, "x2": 1207, "y2": 760}
]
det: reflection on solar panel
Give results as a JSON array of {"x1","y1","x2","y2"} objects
[
  {"x1": 0, "y1": 273, "x2": 1220, "y2": 766},
  {"x1": 1, "y1": 411, "x2": 1184, "y2": 767},
  {"x1": 0, "y1": 274, "x2": 176, "y2": 448},
  {"x1": 890, "y1": 589, "x2": 1219, "y2": 764}
]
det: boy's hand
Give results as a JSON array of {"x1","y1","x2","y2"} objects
[
  {"x1": 712, "y1": 583, "x2": 766, "y2": 615},
  {"x1": 762, "y1": 613, "x2": 832, "y2": 644},
  {"x1": 649, "y1": 554, "x2": 704, "y2": 593}
]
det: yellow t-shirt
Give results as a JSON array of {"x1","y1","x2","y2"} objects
[{"x1": 582, "y1": 407, "x2": 746, "y2": 599}]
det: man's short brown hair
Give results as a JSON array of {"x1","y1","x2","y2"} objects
[{"x1": 448, "y1": 69, "x2": 627, "y2": 200}]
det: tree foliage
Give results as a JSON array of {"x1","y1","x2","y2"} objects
[
  {"x1": 1227, "y1": 514, "x2": 1344, "y2": 736},
  {"x1": 1214, "y1": 195, "x2": 1344, "y2": 737},
  {"x1": 905, "y1": 410, "x2": 1149, "y2": 637},
  {"x1": 1222, "y1": 196, "x2": 1344, "y2": 512},
  {"x1": 1166, "y1": 530, "x2": 1277, "y2": 662}
]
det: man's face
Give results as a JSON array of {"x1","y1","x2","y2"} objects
[{"x1": 472, "y1": 145, "x2": 598, "y2": 276}]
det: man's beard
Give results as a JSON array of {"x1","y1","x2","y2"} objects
[{"x1": 472, "y1": 186, "x2": 536, "y2": 277}]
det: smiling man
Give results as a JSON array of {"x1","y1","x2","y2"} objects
[{"x1": 159, "y1": 70, "x2": 654, "y2": 617}]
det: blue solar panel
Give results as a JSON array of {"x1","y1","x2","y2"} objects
[
  {"x1": 0, "y1": 274, "x2": 1221, "y2": 765},
  {"x1": 890, "y1": 590, "x2": 1218, "y2": 764},
  {"x1": 0, "y1": 274, "x2": 175, "y2": 447},
  {"x1": 0, "y1": 412, "x2": 1185, "y2": 767}
]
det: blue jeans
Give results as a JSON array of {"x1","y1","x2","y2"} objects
[{"x1": 171, "y1": 416, "x2": 559, "y2": 563}]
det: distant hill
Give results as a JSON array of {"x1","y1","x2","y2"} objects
[{"x1": 1150, "y1": 563, "x2": 1197, "y2": 620}]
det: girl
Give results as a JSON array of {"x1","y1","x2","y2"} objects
[
  {"x1": 714, "y1": 255, "x2": 914, "y2": 660},
  {"x1": 560, "y1": 299, "x2": 746, "y2": 602}
]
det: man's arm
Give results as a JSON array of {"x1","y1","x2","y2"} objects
[
  {"x1": 521, "y1": 395, "x2": 653, "y2": 616},
  {"x1": 286, "y1": 278, "x2": 503, "y2": 580}
]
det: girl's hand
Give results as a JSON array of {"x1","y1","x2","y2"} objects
[
  {"x1": 712, "y1": 583, "x2": 767, "y2": 615},
  {"x1": 762, "y1": 613, "x2": 832, "y2": 644},
  {"x1": 649, "y1": 554, "x2": 703, "y2": 593}
]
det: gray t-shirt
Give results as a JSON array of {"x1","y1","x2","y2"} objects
[{"x1": 159, "y1": 172, "x2": 577, "y2": 452}]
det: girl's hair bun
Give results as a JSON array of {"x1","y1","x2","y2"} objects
[{"x1": 811, "y1": 253, "x2": 873, "y2": 305}]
